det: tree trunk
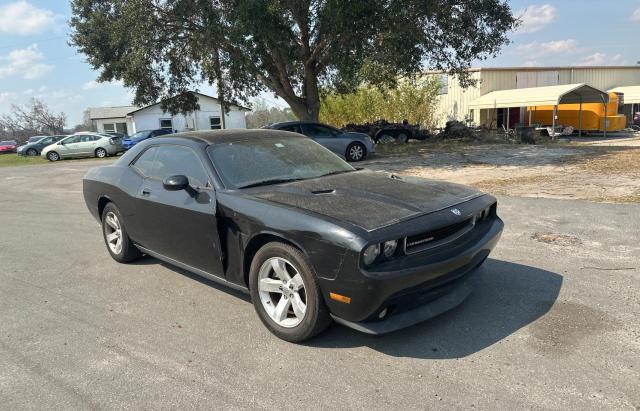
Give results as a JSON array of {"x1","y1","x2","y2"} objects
[
  {"x1": 212, "y1": 47, "x2": 226, "y2": 129},
  {"x1": 278, "y1": 94, "x2": 318, "y2": 121}
]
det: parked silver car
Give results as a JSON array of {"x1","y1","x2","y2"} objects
[
  {"x1": 41, "y1": 133, "x2": 125, "y2": 162},
  {"x1": 266, "y1": 121, "x2": 375, "y2": 162}
]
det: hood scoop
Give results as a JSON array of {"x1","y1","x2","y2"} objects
[{"x1": 311, "y1": 189, "x2": 335, "y2": 195}]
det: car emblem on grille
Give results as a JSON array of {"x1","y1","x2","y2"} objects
[{"x1": 451, "y1": 208, "x2": 462, "y2": 216}]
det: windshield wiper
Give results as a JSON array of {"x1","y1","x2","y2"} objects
[
  {"x1": 317, "y1": 169, "x2": 356, "y2": 178},
  {"x1": 238, "y1": 177, "x2": 305, "y2": 189}
]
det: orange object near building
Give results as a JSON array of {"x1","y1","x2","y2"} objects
[{"x1": 527, "y1": 92, "x2": 626, "y2": 132}]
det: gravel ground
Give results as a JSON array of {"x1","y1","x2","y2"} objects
[
  {"x1": 364, "y1": 135, "x2": 640, "y2": 203},
  {"x1": 0, "y1": 160, "x2": 639, "y2": 410}
]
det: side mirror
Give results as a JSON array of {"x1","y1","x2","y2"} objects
[
  {"x1": 58, "y1": 141, "x2": 65, "y2": 145},
  {"x1": 163, "y1": 175, "x2": 189, "y2": 191}
]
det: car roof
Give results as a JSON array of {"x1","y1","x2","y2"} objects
[
  {"x1": 155, "y1": 129, "x2": 303, "y2": 145},
  {"x1": 268, "y1": 120, "x2": 325, "y2": 128}
]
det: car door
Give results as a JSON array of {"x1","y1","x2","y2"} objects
[
  {"x1": 130, "y1": 144, "x2": 224, "y2": 276},
  {"x1": 77, "y1": 135, "x2": 98, "y2": 155},
  {"x1": 300, "y1": 123, "x2": 343, "y2": 154},
  {"x1": 35, "y1": 136, "x2": 54, "y2": 151},
  {"x1": 56, "y1": 135, "x2": 82, "y2": 157}
]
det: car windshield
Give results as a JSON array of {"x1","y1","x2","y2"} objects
[
  {"x1": 28, "y1": 136, "x2": 45, "y2": 143},
  {"x1": 129, "y1": 131, "x2": 152, "y2": 141},
  {"x1": 207, "y1": 136, "x2": 355, "y2": 188}
]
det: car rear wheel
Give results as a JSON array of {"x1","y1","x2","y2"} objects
[
  {"x1": 46, "y1": 151, "x2": 60, "y2": 162},
  {"x1": 346, "y1": 142, "x2": 366, "y2": 162},
  {"x1": 101, "y1": 203, "x2": 141, "y2": 263},
  {"x1": 249, "y1": 242, "x2": 332, "y2": 342},
  {"x1": 95, "y1": 148, "x2": 108, "y2": 158},
  {"x1": 26, "y1": 148, "x2": 38, "y2": 156},
  {"x1": 396, "y1": 133, "x2": 409, "y2": 144}
]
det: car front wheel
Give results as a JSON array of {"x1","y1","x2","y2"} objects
[
  {"x1": 46, "y1": 151, "x2": 60, "y2": 162},
  {"x1": 26, "y1": 148, "x2": 38, "y2": 156},
  {"x1": 249, "y1": 242, "x2": 332, "y2": 342},
  {"x1": 346, "y1": 142, "x2": 366, "y2": 162},
  {"x1": 101, "y1": 203, "x2": 141, "y2": 263}
]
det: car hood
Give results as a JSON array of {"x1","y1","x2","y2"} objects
[{"x1": 249, "y1": 170, "x2": 484, "y2": 231}]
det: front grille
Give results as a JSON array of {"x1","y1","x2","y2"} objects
[{"x1": 405, "y1": 218, "x2": 473, "y2": 253}]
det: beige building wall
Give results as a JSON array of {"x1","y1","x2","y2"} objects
[{"x1": 431, "y1": 66, "x2": 640, "y2": 128}]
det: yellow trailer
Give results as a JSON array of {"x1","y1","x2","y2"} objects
[{"x1": 527, "y1": 92, "x2": 626, "y2": 132}]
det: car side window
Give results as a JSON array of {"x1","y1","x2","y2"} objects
[
  {"x1": 81, "y1": 135, "x2": 93, "y2": 143},
  {"x1": 64, "y1": 136, "x2": 81, "y2": 144},
  {"x1": 302, "y1": 124, "x2": 337, "y2": 138},
  {"x1": 39, "y1": 137, "x2": 53, "y2": 145},
  {"x1": 151, "y1": 146, "x2": 210, "y2": 188},
  {"x1": 131, "y1": 147, "x2": 158, "y2": 177},
  {"x1": 281, "y1": 125, "x2": 303, "y2": 134}
]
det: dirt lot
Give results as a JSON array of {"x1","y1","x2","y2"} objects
[{"x1": 364, "y1": 134, "x2": 640, "y2": 203}]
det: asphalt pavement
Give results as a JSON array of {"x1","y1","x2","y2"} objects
[{"x1": 0, "y1": 160, "x2": 638, "y2": 410}]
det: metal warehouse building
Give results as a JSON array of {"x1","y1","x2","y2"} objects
[{"x1": 431, "y1": 66, "x2": 640, "y2": 129}]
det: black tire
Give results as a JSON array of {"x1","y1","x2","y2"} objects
[
  {"x1": 95, "y1": 148, "x2": 108, "y2": 158},
  {"x1": 377, "y1": 133, "x2": 395, "y2": 144},
  {"x1": 47, "y1": 151, "x2": 60, "y2": 162},
  {"x1": 396, "y1": 133, "x2": 409, "y2": 144},
  {"x1": 101, "y1": 202, "x2": 141, "y2": 263},
  {"x1": 346, "y1": 142, "x2": 366, "y2": 162},
  {"x1": 249, "y1": 242, "x2": 332, "y2": 342},
  {"x1": 26, "y1": 148, "x2": 38, "y2": 156}
]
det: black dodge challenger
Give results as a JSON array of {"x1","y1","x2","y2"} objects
[{"x1": 83, "y1": 130, "x2": 503, "y2": 342}]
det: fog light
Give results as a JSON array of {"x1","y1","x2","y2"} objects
[
  {"x1": 363, "y1": 244, "x2": 380, "y2": 266},
  {"x1": 383, "y1": 240, "x2": 398, "y2": 258},
  {"x1": 378, "y1": 308, "x2": 388, "y2": 319}
]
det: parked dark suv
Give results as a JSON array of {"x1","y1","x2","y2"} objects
[{"x1": 16, "y1": 135, "x2": 67, "y2": 156}]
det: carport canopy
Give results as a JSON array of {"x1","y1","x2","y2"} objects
[
  {"x1": 608, "y1": 86, "x2": 640, "y2": 104},
  {"x1": 469, "y1": 83, "x2": 609, "y2": 109}
]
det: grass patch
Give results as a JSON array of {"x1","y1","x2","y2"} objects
[{"x1": 0, "y1": 153, "x2": 48, "y2": 168}]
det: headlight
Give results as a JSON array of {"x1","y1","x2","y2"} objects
[
  {"x1": 383, "y1": 240, "x2": 398, "y2": 258},
  {"x1": 362, "y1": 244, "x2": 380, "y2": 266}
]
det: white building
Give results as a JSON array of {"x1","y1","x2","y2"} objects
[{"x1": 87, "y1": 92, "x2": 249, "y2": 135}]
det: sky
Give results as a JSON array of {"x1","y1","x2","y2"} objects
[{"x1": 0, "y1": 0, "x2": 639, "y2": 126}]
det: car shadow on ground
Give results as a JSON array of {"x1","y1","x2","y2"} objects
[
  {"x1": 307, "y1": 259, "x2": 563, "y2": 359},
  {"x1": 129, "y1": 256, "x2": 253, "y2": 302}
]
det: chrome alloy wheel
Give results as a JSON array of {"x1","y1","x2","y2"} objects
[
  {"x1": 96, "y1": 148, "x2": 107, "y2": 158},
  {"x1": 104, "y1": 211, "x2": 123, "y2": 255},
  {"x1": 349, "y1": 144, "x2": 364, "y2": 161},
  {"x1": 258, "y1": 257, "x2": 307, "y2": 328}
]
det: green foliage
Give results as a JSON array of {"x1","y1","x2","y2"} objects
[
  {"x1": 70, "y1": 0, "x2": 516, "y2": 121},
  {"x1": 246, "y1": 99, "x2": 297, "y2": 129},
  {"x1": 320, "y1": 78, "x2": 442, "y2": 129}
]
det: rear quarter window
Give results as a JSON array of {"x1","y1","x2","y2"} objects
[{"x1": 131, "y1": 147, "x2": 158, "y2": 177}]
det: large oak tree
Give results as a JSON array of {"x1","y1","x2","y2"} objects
[{"x1": 70, "y1": 0, "x2": 516, "y2": 121}]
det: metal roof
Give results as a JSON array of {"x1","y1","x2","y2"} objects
[
  {"x1": 87, "y1": 106, "x2": 138, "y2": 120},
  {"x1": 469, "y1": 83, "x2": 609, "y2": 109},
  {"x1": 609, "y1": 86, "x2": 640, "y2": 104}
]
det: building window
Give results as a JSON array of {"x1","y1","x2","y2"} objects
[
  {"x1": 104, "y1": 122, "x2": 128, "y2": 134},
  {"x1": 210, "y1": 116, "x2": 222, "y2": 130},
  {"x1": 160, "y1": 118, "x2": 173, "y2": 130},
  {"x1": 438, "y1": 74, "x2": 449, "y2": 95}
]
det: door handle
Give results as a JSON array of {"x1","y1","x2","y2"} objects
[{"x1": 142, "y1": 188, "x2": 151, "y2": 196}]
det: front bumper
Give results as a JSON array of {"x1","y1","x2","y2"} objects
[{"x1": 324, "y1": 217, "x2": 503, "y2": 332}]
